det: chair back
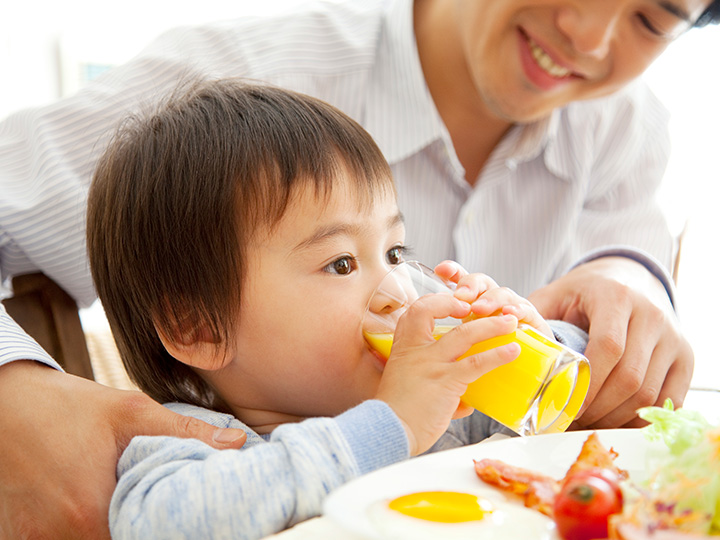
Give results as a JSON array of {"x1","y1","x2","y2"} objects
[{"x1": 2, "y1": 273, "x2": 94, "y2": 380}]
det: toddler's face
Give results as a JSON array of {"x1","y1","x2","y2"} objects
[{"x1": 214, "y1": 171, "x2": 406, "y2": 427}]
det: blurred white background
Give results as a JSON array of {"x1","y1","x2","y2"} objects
[{"x1": 1, "y1": 1, "x2": 719, "y2": 389}]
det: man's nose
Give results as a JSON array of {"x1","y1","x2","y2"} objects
[{"x1": 557, "y1": 2, "x2": 620, "y2": 59}]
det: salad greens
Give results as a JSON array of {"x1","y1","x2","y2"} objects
[{"x1": 637, "y1": 398, "x2": 720, "y2": 534}]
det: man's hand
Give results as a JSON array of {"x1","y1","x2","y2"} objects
[
  {"x1": 528, "y1": 256, "x2": 694, "y2": 429},
  {"x1": 0, "y1": 361, "x2": 246, "y2": 540}
]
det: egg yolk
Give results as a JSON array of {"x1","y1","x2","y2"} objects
[{"x1": 388, "y1": 491, "x2": 494, "y2": 523}]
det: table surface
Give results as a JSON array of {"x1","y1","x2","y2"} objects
[{"x1": 264, "y1": 387, "x2": 720, "y2": 539}]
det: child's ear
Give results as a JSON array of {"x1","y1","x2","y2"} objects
[{"x1": 155, "y1": 319, "x2": 233, "y2": 372}]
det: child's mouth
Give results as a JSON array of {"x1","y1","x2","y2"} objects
[{"x1": 367, "y1": 344, "x2": 388, "y2": 369}]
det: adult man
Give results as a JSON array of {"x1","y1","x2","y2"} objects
[{"x1": 1, "y1": 0, "x2": 718, "y2": 537}]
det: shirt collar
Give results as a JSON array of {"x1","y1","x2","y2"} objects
[
  {"x1": 507, "y1": 110, "x2": 572, "y2": 181},
  {"x1": 538, "y1": 109, "x2": 575, "y2": 182}
]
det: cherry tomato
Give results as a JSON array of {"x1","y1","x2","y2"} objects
[
  {"x1": 553, "y1": 471, "x2": 623, "y2": 540},
  {"x1": 563, "y1": 467, "x2": 624, "y2": 502}
]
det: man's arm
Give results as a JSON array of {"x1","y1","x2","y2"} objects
[
  {"x1": 0, "y1": 301, "x2": 247, "y2": 540},
  {"x1": 0, "y1": 359, "x2": 247, "y2": 539}
]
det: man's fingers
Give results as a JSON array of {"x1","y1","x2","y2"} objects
[
  {"x1": 656, "y1": 347, "x2": 694, "y2": 409},
  {"x1": 110, "y1": 390, "x2": 247, "y2": 454},
  {"x1": 577, "y1": 313, "x2": 654, "y2": 426},
  {"x1": 617, "y1": 345, "x2": 693, "y2": 429},
  {"x1": 527, "y1": 286, "x2": 559, "y2": 320},
  {"x1": 578, "y1": 314, "x2": 691, "y2": 428},
  {"x1": 576, "y1": 323, "x2": 625, "y2": 419},
  {"x1": 169, "y1": 408, "x2": 248, "y2": 448}
]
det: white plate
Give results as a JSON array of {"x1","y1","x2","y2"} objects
[{"x1": 323, "y1": 429, "x2": 661, "y2": 540}]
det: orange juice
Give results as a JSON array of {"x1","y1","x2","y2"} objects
[{"x1": 364, "y1": 325, "x2": 590, "y2": 435}]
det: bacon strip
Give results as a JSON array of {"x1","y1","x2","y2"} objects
[
  {"x1": 473, "y1": 458, "x2": 559, "y2": 516},
  {"x1": 474, "y1": 432, "x2": 628, "y2": 517},
  {"x1": 564, "y1": 431, "x2": 628, "y2": 481}
]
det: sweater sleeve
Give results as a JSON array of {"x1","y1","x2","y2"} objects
[{"x1": 110, "y1": 400, "x2": 408, "y2": 540}]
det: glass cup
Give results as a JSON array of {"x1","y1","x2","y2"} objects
[{"x1": 363, "y1": 261, "x2": 591, "y2": 436}]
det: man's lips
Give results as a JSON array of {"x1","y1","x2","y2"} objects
[
  {"x1": 517, "y1": 28, "x2": 584, "y2": 90},
  {"x1": 527, "y1": 36, "x2": 573, "y2": 77}
]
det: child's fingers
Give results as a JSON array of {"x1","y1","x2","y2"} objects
[
  {"x1": 433, "y1": 261, "x2": 498, "y2": 304},
  {"x1": 393, "y1": 292, "x2": 472, "y2": 345},
  {"x1": 431, "y1": 313, "x2": 519, "y2": 361},
  {"x1": 451, "y1": 402, "x2": 475, "y2": 419},
  {"x1": 454, "y1": 273, "x2": 499, "y2": 303},
  {"x1": 474, "y1": 288, "x2": 554, "y2": 338},
  {"x1": 501, "y1": 304, "x2": 554, "y2": 339},
  {"x1": 470, "y1": 286, "x2": 525, "y2": 316},
  {"x1": 433, "y1": 260, "x2": 467, "y2": 283},
  {"x1": 453, "y1": 342, "x2": 520, "y2": 384}
]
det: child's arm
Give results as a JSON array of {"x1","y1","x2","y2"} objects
[{"x1": 110, "y1": 400, "x2": 408, "y2": 540}]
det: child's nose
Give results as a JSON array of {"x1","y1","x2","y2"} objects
[
  {"x1": 368, "y1": 272, "x2": 414, "y2": 315},
  {"x1": 368, "y1": 288, "x2": 408, "y2": 315}
]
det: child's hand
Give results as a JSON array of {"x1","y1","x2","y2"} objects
[
  {"x1": 374, "y1": 292, "x2": 520, "y2": 456},
  {"x1": 434, "y1": 260, "x2": 554, "y2": 339}
]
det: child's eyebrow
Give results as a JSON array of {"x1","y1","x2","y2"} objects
[
  {"x1": 389, "y1": 211, "x2": 405, "y2": 229},
  {"x1": 292, "y1": 212, "x2": 404, "y2": 252}
]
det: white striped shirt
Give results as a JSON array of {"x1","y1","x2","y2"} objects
[{"x1": 0, "y1": 0, "x2": 674, "y2": 367}]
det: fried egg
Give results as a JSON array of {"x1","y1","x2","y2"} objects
[{"x1": 367, "y1": 490, "x2": 557, "y2": 540}]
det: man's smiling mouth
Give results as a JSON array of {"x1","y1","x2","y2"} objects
[{"x1": 526, "y1": 35, "x2": 573, "y2": 79}]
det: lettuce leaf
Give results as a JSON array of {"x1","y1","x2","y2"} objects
[{"x1": 638, "y1": 399, "x2": 720, "y2": 534}]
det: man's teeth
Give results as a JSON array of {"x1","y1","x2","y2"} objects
[{"x1": 528, "y1": 38, "x2": 571, "y2": 78}]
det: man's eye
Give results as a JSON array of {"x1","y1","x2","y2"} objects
[
  {"x1": 325, "y1": 256, "x2": 355, "y2": 275},
  {"x1": 386, "y1": 246, "x2": 406, "y2": 265},
  {"x1": 636, "y1": 12, "x2": 685, "y2": 39},
  {"x1": 638, "y1": 13, "x2": 663, "y2": 35}
]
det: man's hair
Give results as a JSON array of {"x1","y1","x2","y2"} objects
[
  {"x1": 695, "y1": 0, "x2": 720, "y2": 26},
  {"x1": 87, "y1": 79, "x2": 394, "y2": 409}
]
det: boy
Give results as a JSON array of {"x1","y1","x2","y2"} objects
[{"x1": 87, "y1": 79, "x2": 587, "y2": 539}]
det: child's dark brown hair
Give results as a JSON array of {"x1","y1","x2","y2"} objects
[{"x1": 87, "y1": 79, "x2": 394, "y2": 408}]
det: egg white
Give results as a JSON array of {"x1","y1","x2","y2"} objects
[{"x1": 366, "y1": 491, "x2": 558, "y2": 540}]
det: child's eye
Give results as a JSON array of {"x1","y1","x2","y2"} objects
[
  {"x1": 386, "y1": 246, "x2": 407, "y2": 266},
  {"x1": 324, "y1": 256, "x2": 356, "y2": 275}
]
